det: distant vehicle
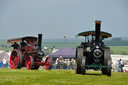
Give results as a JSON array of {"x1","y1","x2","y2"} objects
[
  {"x1": 75, "y1": 20, "x2": 112, "y2": 76},
  {"x1": 7, "y1": 34, "x2": 52, "y2": 70}
]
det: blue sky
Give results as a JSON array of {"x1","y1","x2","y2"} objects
[{"x1": 0, "y1": 0, "x2": 128, "y2": 39}]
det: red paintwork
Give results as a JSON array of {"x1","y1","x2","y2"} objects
[
  {"x1": 45, "y1": 57, "x2": 52, "y2": 70},
  {"x1": 34, "y1": 62, "x2": 45, "y2": 66},
  {"x1": 25, "y1": 56, "x2": 33, "y2": 69},
  {"x1": 9, "y1": 36, "x2": 52, "y2": 70},
  {"x1": 10, "y1": 50, "x2": 19, "y2": 69}
]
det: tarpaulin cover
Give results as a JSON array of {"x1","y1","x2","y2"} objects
[{"x1": 49, "y1": 48, "x2": 76, "y2": 58}]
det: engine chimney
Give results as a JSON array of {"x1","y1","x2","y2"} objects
[
  {"x1": 95, "y1": 20, "x2": 101, "y2": 44},
  {"x1": 38, "y1": 34, "x2": 42, "y2": 51}
]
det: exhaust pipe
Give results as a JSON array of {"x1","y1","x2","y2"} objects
[
  {"x1": 38, "y1": 34, "x2": 42, "y2": 51},
  {"x1": 95, "y1": 20, "x2": 101, "y2": 43}
]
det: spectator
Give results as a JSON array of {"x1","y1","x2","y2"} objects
[
  {"x1": 115, "y1": 62, "x2": 120, "y2": 72},
  {"x1": 63, "y1": 59, "x2": 68, "y2": 69},
  {"x1": 71, "y1": 58, "x2": 75, "y2": 69},
  {"x1": 67, "y1": 58, "x2": 71, "y2": 69},
  {"x1": 55, "y1": 58, "x2": 59, "y2": 69},
  {"x1": 2, "y1": 58, "x2": 7, "y2": 68},
  {"x1": 58, "y1": 56, "x2": 64, "y2": 69},
  {"x1": 119, "y1": 59, "x2": 124, "y2": 72}
]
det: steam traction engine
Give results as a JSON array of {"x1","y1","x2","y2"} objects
[
  {"x1": 76, "y1": 20, "x2": 112, "y2": 76},
  {"x1": 8, "y1": 34, "x2": 52, "y2": 70}
]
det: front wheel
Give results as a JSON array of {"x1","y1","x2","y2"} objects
[
  {"x1": 81, "y1": 56, "x2": 86, "y2": 75},
  {"x1": 107, "y1": 60, "x2": 111, "y2": 76},
  {"x1": 44, "y1": 57, "x2": 52, "y2": 70},
  {"x1": 75, "y1": 47, "x2": 83, "y2": 74},
  {"x1": 25, "y1": 56, "x2": 34, "y2": 70},
  {"x1": 101, "y1": 68, "x2": 106, "y2": 75}
]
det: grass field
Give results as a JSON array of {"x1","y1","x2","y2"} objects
[
  {"x1": 0, "y1": 69, "x2": 128, "y2": 85},
  {"x1": 110, "y1": 46, "x2": 128, "y2": 55}
]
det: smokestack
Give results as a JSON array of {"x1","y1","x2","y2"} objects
[
  {"x1": 38, "y1": 34, "x2": 42, "y2": 51},
  {"x1": 95, "y1": 20, "x2": 101, "y2": 43}
]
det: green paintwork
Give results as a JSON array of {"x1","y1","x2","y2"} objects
[{"x1": 86, "y1": 64, "x2": 107, "y2": 68}]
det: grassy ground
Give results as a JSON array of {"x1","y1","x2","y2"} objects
[
  {"x1": 110, "y1": 46, "x2": 128, "y2": 55},
  {"x1": 0, "y1": 69, "x2": 128, "y2": 85}
]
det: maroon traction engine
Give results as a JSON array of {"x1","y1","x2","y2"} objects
[{"x1": 7, "y1": 34, "x2": 52, "y2": 70}]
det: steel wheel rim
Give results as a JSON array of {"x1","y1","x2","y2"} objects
[
  {"x1": 76, "y1": 47, "x2": 83, "y2": 74},
  {"x1": 45, "y1": 57, "x2": 51, "y2": 70},
  {"x1": 10, "y1": 50, "x2": 19, "y2": 69},
  {"x1": 26, "y1": 56, "x2": 33, "y2": 69},
  {"x1": 81, "y1": 56, "x2": 86, "y2": 75}
]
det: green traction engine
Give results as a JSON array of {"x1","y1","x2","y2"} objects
[{"x1": 76, "y1": 20, "x2": 112, "y2": 76}]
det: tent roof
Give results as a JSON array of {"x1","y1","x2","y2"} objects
[
  {"x1": 49, "y1": 48, "x2": 76, "y2": 58},
  {"x1": 0, "y1": 50, "x2": 10, "y2": 62}
]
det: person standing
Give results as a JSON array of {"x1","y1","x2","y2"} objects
[
  {"x1": 64, "y1": 34, "x2": 67, "y2": 43},
  {"x1": 71, "y1": 58, "x2": 75, "y2": 70},
  {"x1": 58, "y1": 56, "x2": 64, "y2": 69},
  {"x1": 55, "y1": 58, "x2": 59, "y2": 69},
  {"x1": 2, "y1": 58, "x2": 7, "y2": 68},
  {"x1": 67, "y1": 58, "x2": 71, "y2": 69},
  {"x1": 115, "y1": 62, "x2": 119, "y2": 72},
  {"x1": 119, "y1": 59, "x2": 124, "y2": 72},
  {"x1": 63, "y1": 59, "x2": 67, "y2": 69}
]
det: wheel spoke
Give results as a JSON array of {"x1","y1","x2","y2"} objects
[
  {"x1": 10, "y1": 49, "x2": 22, "y2": 69},
  {"x1": 45, "y1": 57, "x2": 51, "y2": 70},
  {"x1": 10, "y1": 61, "x2": 15, "y2": 66},
  {"x1": 14, "y1": 57, "x2": 18, "y2": 64},
  {"x1": 25, "y1": 56, "x2": 34, "y2": 69},
  {"x1": 11, "y1": 55, "x2": 15, "y2": 58}
]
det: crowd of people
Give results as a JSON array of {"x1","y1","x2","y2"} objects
[
  {"x1": 52, "y1": 57, "x2": 127, "y2": 72},
  {"x1": 52, "y1": 56, "x2": 76, "y2": 70},
  {"x1": 1, "y1": 55, "x2": 127, "y2": 72}
]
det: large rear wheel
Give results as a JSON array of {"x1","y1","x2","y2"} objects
[
  {"x1": 81, "y1": 56, "x2": 86, "y2": 75},
  {"x1": 75, "y1": 47, "x2": 83, "y2": 74},
  {"x1": 10, "y1": 49, "x2": 23, "y2": 69}
]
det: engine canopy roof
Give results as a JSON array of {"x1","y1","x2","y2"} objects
[
  {"x1": 7, "y1": 36, "x2": 37, "y2": 43},
  {"x1": 77, "y1": 31, "x2": 112, "y2": 38}
]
